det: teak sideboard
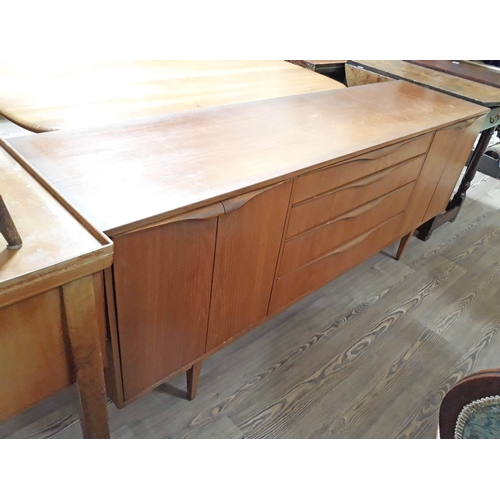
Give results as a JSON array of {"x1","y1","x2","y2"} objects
[{"x1": 7, "y1": 81, "x2": 487, "y2": 408}]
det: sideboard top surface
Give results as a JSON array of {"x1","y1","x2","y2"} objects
[
  {"x1": 8, "y1": 80, "x2": 488, "y2": 236},
  {"x1": 0, "y1": 144, "x2": 112, "y2": 307}
]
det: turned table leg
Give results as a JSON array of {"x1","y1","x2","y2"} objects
[
  {"x1": 62, "y1": 276, "x2": 110, "y2": 439},
  {"x1": 396, "y1": 231, "x2": 413, "y2": 260},
  {"x1": 186, "y1": 361, "x2": 202, "y2": 401}
]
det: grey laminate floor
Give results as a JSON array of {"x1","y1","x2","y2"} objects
[{"x1": 2, "y1": 115, "x2": 500, "y2": 438}]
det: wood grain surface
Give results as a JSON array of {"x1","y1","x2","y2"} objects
[
  {"x1": 291, "y1": 132, "x2": 432, "y2": 204},
  {"x1": 409, "y1": 60, "x2": 500, "y2": 89},
  {"x1": 0, "y1": 143, "x2": 113, "y2": 308},
  {"x1": 113, "y1": 216, "x2": 218, "y2": 401},
  {"x1": 61, "y1": 276, "x2": 109, "y2": 438},
  {"x1": 0, "y1": 61, "x2": 344, "y2": 132},
  {"x1": 7, "y1": 81, "x2": 488, "y2": 235},
  {"x1": 279, "y1": 183, "x2": 414, "y2": 277},
  {"x1": 206, "y1": 181, "x2": 292, "y2": 351},
  {"x1": 0, "y1": 289, "x2": 73, "y2": 420},
  {"x1": 346, "y1": 60, "x2": 500, "y2": 106},
  {"x1": 287, "y1": 155, "x2": 424, "y2": 238}
]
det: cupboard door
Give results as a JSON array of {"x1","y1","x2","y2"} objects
[
  {"x1": 113, "y1": 207, "x2": 221, "y2": 401},
  {"x1": 401, "y1": 116, "x2": 484, "y2": 232},
  {"x1": 206, "y1": 181, "x2": 292, "y2": 351},
  {"x1": 423, "y1": 116, "x2": 484, "y2": 221}
]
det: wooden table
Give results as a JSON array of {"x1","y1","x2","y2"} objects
[
  {"x1": 7, "y1": 82, "x2": 487, "y2": 408},
  {"x1": 0, "y1": 60, "x2": 345, "y2": 133},
  {"x1": 0, "y1": 141, "x2": 113, "y2": 438},
  {"x1": 345, "y1": 60, "x2": 500, "y2": 240}
]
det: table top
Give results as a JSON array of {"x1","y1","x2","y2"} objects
[
  {"x1": 347, "y1": 60, "x2": 500, "y2": 107},
  {"x1": 0, "y1": 60, "x2": 345, "y2": 133},
  {"x1": 408, "y1": 60, "x2": 500, "y2": 89},
  {"x1": 0, "y1": 142, "x2": 112, "y2": 308},
  {"x1": 7, "y1": 81, "x2": 488, "y2": 237}
]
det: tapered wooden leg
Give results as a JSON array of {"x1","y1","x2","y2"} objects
[
  {"x1": 62, "y1": 275, "x2": 110, "y2": 439},
  {"x1": 396, "y1": 231, "x2": 413, "y2": 260},
  {"x1": 186, "y1": 361, "x2": 202, "y2": 400}
]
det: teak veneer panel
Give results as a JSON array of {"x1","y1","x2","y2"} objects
[
  {"x1": 291, "y1": 132, "x2": 432, "y2": 204},
  {"x1": 0, "y1": 289, "x2": 72, "y2": 419},
  {"x1": 7, "y1": 81, "x2": 488, "y2": 236},
  {"x1": 270, "y1": 212, "x2": 406, "y2": 314},
  {"x1": 401, "y1": 116, "x2": 484, "y2": 232},
  {"x1": 279, "y1": 182, "x2": 414, "y2": 277},
  {"x1": 206, "y1": 181, "x2": 292, "y2": 351},
  {"x1": 424, "y1": 117, "x2": 485, "y2": 221},
  {"x1": 113, "y1": 216, "x2": 218, "y2": 401},
  {"x1": 287, "y1": 155, "x2": 424, "y2": 238}
]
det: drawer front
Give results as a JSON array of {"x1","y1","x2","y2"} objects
[
  {"x1": 270, "y1": 212, "x2": 405, "y2": 314},
  {"x1": 292, "y1": 132, "x2": 432, "y2": 204},
  {"x1": 279, "y1": 182, "x2": 413, "y2": 278},
  {"x1": 287, "y1": 154, "x2": 424, "y2": 238}
]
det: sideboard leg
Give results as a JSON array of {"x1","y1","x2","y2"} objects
[
  {"x1": 62, "y1": 276, "x2": 110, "y2": 439},
  {"x1": 186, "y1": 361, "x2": 202, "y2": 401},
  {"x1": 395, "y1": 231, "x2": 413, "y2": 260}
]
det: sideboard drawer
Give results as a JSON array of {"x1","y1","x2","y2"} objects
[
  {"x1": 270, "y1": 212, "x2": 405, "y2": 314},
  {"x1": 287, "y1": 154, "x2": 424, "y2": 238},
  {"x1": 292, "y1": 132, "x2": 432, "y2": 204},
  {"x1": 279, "y1": 182, "x2": 413, "y2": 277}
]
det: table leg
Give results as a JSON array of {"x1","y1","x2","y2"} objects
[
  {"x1": 62, "y1": 275, "x2": 110, "y2": 439},
  {"x1": 416, "y1": 126, "x2": 497, "y2": 241}
]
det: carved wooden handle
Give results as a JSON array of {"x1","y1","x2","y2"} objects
[
  {"x1": 334, "y1": 164, "x2": 400, "y2": 192},
  {"x1": 325, "y1": 211, "x2": 403, "y2": 257},
  {"x1": 126, "y1": 182, "x2": 285, "y2": 234},
  {"x1": 455, "y1": 116, "x2": 484, "y2": 129},
  {"x1": 342, "y1": 136, "x2": 422, "y2": 163},
  {"x1": 328, "y1": 192, "x2": 389, "y2": 223},
  {"x1": 332, "y1": 155, "x2": 420, "y2": 194},
  {"x1": 126, "y1": 202, "x2": 225, "y2": 233},
  {"x1": 222, "y1": 183, "x2": 283, "y2": 213},
  {"x1": 0, "y1": 195, "x2": 23, "y2": 250}
]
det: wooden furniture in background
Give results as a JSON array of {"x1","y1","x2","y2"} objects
[
  {"x1": 0, "y1": 60, "x2": 344, "y2": 133},
  {"x1": 0, "y1": 142, "x2": 113, "y2": 438},
  {"x1": 287, "y1": 60, "x2": 347, "y2": 83},
  {"x1": 7, "y1": 81, "x2": 487, "y2": 408},
  {"x1": 345, "y1": 60, "x2": 500, "y2": 241}
]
